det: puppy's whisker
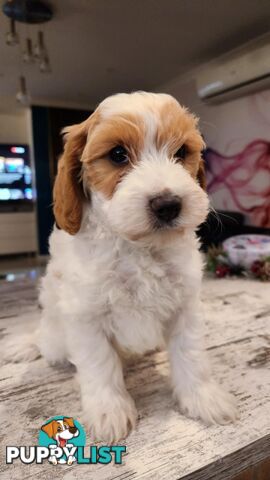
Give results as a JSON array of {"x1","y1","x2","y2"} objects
[
  {"x1": 208, "y1": 205, "x2": 224, "y2": 233},
  {"x1": 216, "y1": 211, "x2": 239, "y2": 224}
]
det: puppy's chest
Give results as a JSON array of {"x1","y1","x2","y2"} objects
[
  {"x1": 102, "y1": 251, "x2": 184, "y2": 354},
  {"x1": 109, "y1": 251, "x2": 183, "y2": 313}
]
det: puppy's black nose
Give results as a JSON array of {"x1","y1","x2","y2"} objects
[
  {"x1": 149, "y1": 194, "x2": 181, "y2": 223},
  {"x1": 69, "y1": 427, "x2": 77, "y2": 434}
]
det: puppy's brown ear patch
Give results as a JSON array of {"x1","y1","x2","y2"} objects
[
  {"x1": 53, "y1": 121, "x2": 88, "y2": 235},
  {"x1": 53, "y1": 113, "x2": 99, "y2": 235},
  {"x1": 197, "y1": 159, "x2": 207, "y2": 191},
  {"x1": 63, "y1": 417, "x2": 75, "y2": 428},
  {"x1": 41, "y1": 420, "x2": 57, "y2": 438}
]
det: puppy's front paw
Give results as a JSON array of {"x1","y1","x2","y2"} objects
[
  {"x1": 83, "y1": 391, "x2": 137, "y2": 443},
  {"x1": 175, "y1": 381, "x2": 238, "y2": 425}
]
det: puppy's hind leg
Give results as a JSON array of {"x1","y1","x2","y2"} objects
[{"x1": 1, "y1": 332, "x2": 40, "y2": 364}]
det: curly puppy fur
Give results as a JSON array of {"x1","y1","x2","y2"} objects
[{"x1": 38, "y1": 92, "x2": 237, "y2": 442}]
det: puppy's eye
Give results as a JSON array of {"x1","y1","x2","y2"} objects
[
  {"x1": 57, "y1": 427, "x2": 61, "y2": 432},
  {"x1": 174, "y1": 144, "x2": 187, "y2": 160},
  {"x1": 109, "y1": 145, "x2": 129, "y2": 165}
]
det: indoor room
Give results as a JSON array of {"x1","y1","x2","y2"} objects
[{"x1": 0, "y1": 1, "x2": 269, "y2": 479}]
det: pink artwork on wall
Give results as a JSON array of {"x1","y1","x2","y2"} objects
[{"x1": 205, "y1": 139, "x2": 270, "y2": 227}]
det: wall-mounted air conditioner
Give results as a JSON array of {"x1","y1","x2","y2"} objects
[{"x1": 196, "y1": 35, "x2": 270, "y2": 103}]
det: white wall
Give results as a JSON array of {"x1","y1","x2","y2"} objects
[
  {"x1": 160, "y1": 75, "x2": 270, "y2": 227},
  {"x1": 160, "y1": 76, "x2": 270, "y2": 153},
  {"x1": 0, "y1": 109, "x2": 31, "y2": 144}
]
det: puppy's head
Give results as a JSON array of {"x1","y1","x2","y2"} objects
[
  {"x1": 54, "y1": 92, "x2": 209, "y2": 243},
  {"x1": 41, "y1": 418, "x2": 78, "y2": 446}
]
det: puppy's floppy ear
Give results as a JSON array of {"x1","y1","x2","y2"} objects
[
  {"x1": 197, "y1": 158, "x2": 207, "y2": 191},
  {"x1": 63, "y1": 417, "x2": 75, "y2": 428},
  {"x1": 41, "y1": 420, "x2": 57, "y2": 438},
  {"x1": 53, "y1": 115, "x2": 95, "y2": 235}
]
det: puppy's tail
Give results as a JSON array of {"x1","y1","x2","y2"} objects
[{"x1": 1, "y1": 332, "x2": 41, "y2": 364}]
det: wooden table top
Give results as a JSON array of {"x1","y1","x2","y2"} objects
[{"x1": 0, "y1": 274, "x2": 269, "y2": 479}]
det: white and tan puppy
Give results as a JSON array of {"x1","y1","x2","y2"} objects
[{"x1": 38, "y1": 92, "x2": 237, "y2": 442}]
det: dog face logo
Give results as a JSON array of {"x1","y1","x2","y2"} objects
[
  {"x1": 40, "y1": 416, "x2": 85, "y2": 465},
  {"x1": 41, "y1": 417, "x2": 79, "y2": 448}
]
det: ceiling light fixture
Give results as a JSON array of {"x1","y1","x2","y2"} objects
[
  {"x1": 2, "y1": 0, "x2": 54, "y2": 102},
  {"x1": 33, "y1": 31, "x2": 46, "y2": 60},
  {"x1": 2, "y1": 1, "x2": 53, "y2": 24},
  {"x1": 16, "y1": 76, "x2": 30, "y2": 106},
  {"x1": 34, "y1": 31, "x2": 51, "y2": 73},
  {"x1": 39, "y1": 54, "x2": 51, "y2": 73},
  {"x1": 23, "y1": 38, "x2": 35, "y2": 63},
  {"x1": 6, "y1": 18, "x2": 19, "y2": 46}
]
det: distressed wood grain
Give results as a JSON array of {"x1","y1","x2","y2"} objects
[{"x1": 0, "y1": 276, "x2": 269, "y2": 480}]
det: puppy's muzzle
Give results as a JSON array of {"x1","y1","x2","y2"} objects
[{"x1": 149, "y1": 193, "x2": 181, "y2": 224}]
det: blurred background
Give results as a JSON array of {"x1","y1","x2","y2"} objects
[{"x1": 0, "y1": 0, "x2": 269, "y2": 273}]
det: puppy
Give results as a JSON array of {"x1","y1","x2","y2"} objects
[
  {"x1": 38, "y1": 92, "x2": 237, "y2": 442},
  {"x1": 41, "y1": 417, "x2": 79, "y2": 464}
]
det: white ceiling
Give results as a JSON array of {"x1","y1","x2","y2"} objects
[{"x1": 0, "y1": 0, "x2": 270, "y2": 111}]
